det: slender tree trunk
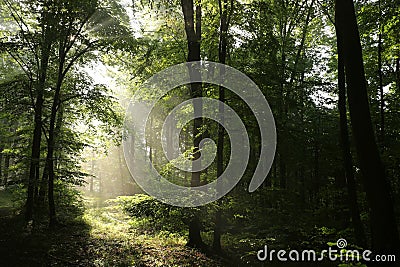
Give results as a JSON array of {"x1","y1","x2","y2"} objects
[
  {"x1": 313, "y1": 125, "x2": 320, "y2": 200},
  {"x1": 47, "y1": 98, "x2": 59, "y2": 227},
  {"x1": 286, "y1": 0, "x2": 314, "y2": 105},
  {"x1": 42, "y1": 104, "x2": 64, "y2": 204},
  {"x1": 336, "y1": 27, "x2": 366, "y2": 247},
  {"x1": 25, "y1": 39, "x2": 51, "y2": 222},
  {"x1": 335, "y1": 0, "x2": 400, "y2": 259},
  {"x1": 90, "y1": 149, "x2": 94, "y2": 193},
  {"x1": 181, "y1": 0, "x2": 207, "y2": 250},
  {"x1": 38, "y1": 162, "x2": 48, "y2": 203},
  {"x1": 213, "y1": 0, "x2": 233, "y2": 253},
  {"x1": 377, "y1": 0, "x2": 384, "y2": 145},
  {"x1": 47, "y1": 44, "x2": 67, "y2": 227},
  {"x1": 54, "y1": 104, "x2": 63, "y2": 171},
  {"x1": 278, "y1": 2, "x2": 288, "y2": 191},
  {"x1": 278, "y1": 45, "x2": 287, "y2": 190},
  {"x1": 118, "y1": 146, "x2": 124, "y2": 193},
  {"x1": 99, "y1": 171, "x2": 102, "y2": 194},
  {"x1": 378, "y1": 35, "x2": 384, "y2": 144}
]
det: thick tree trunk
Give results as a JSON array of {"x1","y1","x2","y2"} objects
[
  {"x1": 336, "y1": 27, "x2": 366, "y2": 247},
  {"x1": 335, "y1": 0, "x2": 400, "y2": 259}
]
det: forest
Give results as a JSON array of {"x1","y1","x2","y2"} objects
[{"x1": 0, "y1": 0, "x2": 399, "y2": 266}]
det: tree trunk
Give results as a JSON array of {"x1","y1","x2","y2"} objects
[
  {"x1": 38, "y1": 163, "x2": 48, "y2": 203},
  {"x1": 335, "y1": 0, "x2": 400, "y2": 259},
  {"x1": 118, "y1": 146, "x2": 125, "y2": 194},
  {"x1": 286, "y1": 0, "x2": 314, "y2": 107},
  {"x1": 47, "y1": 90, "x2": 60, "y2": 228},
  {"x1": 336, "y1": 26, "x2": 366, "y2": 247},
  {"x1": 377, "y1": 0, "x2": 384, "y2": 146},
  {"x1": 47, "y1": 43, "x2": 67, "y2": 228},
  {"x1": 313, "y1": 126, "x2": 320, "y2": 200},
  {"x1": 25, "y1": 37, "x2": 51, "y2": 222},
  {"x1": 213, "y1": 0, "x2": 233, "y2": 253},
  {"x1": 181, "y1": 0, "x2": 207, "y2": 250}
]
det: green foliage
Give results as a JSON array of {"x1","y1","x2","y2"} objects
[
  {"x1": 118, "y1": 194, "x2": 188, "y2": 233},
  {"x1": 0, "y1": 0, "x2": 399, "y2": 264}
]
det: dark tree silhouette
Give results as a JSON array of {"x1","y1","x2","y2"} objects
[{"x1": 335, "y1": 0, "x2": 400, "y2": 259}]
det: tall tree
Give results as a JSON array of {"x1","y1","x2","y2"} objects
[
  {"x1": 42, "y1": 0, "x2": 98, "y2": 227},
  {"x1": 335, "y1": 0, "x2": 400, "y2": 259},
  {"x1": 213, "y1": 0, "x2": 233, "y2": 253},
  {"x1": 377, "y1": 0, "x2": 384, "y2": 146},
  {"x1": 12, "y1": 0, "x2": 55, "y2": 222},
  {"x1": 336, "y1": 22, "x2": 366, "y2": 247},
  {"x1": 181, "y1": 0, "x2": 207, "y2": 250}
]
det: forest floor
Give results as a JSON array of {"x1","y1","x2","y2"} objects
[
  {"x1": 0, "y1": 190, "x2": 222, "y2": 267},
  {"x1": 0, "y1": 190, "x2": 340, "y2": 267}
]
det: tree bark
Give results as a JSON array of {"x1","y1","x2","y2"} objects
[
  {"x1": 118, "y1": 146, "x2": 125, "y2": 194},
  {"x1": 377, "y1": 0, "x2": 384, "y2": 146},
  {"x1": 335, "y1": 0, "x2": 400, "y2": 258},
  {"x1": 38, "y1": 162, "x2": 48, "y2": 203},
  {"x1": 181, "y1": 0, "x2": 207, "y2": 250},
  {"x1": 47, "y1": 38, "x2": 70, "y2": 227},
  {"x1": 25, "y1": 33, "x2": 51, "y2": 222},
  {"x1": 90, "y1": 149, "x2": 95, "y2": 193},
  {"x1": 47, "y1": 64, "x2": 63, "y2": 228},
  {"x1": 336, "y1": 25, "x2": 366, "y2": 247},
  {"x1": 213, "y1": 0, "x2": 233, "y2": 253}
]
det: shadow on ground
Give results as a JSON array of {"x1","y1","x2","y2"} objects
[
  {"x1": 0, "y1": 190, "x2": 339, "y2": 267},
  {"x1": 0, "y1": 191, "x2": 221, "y2": 266}
]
